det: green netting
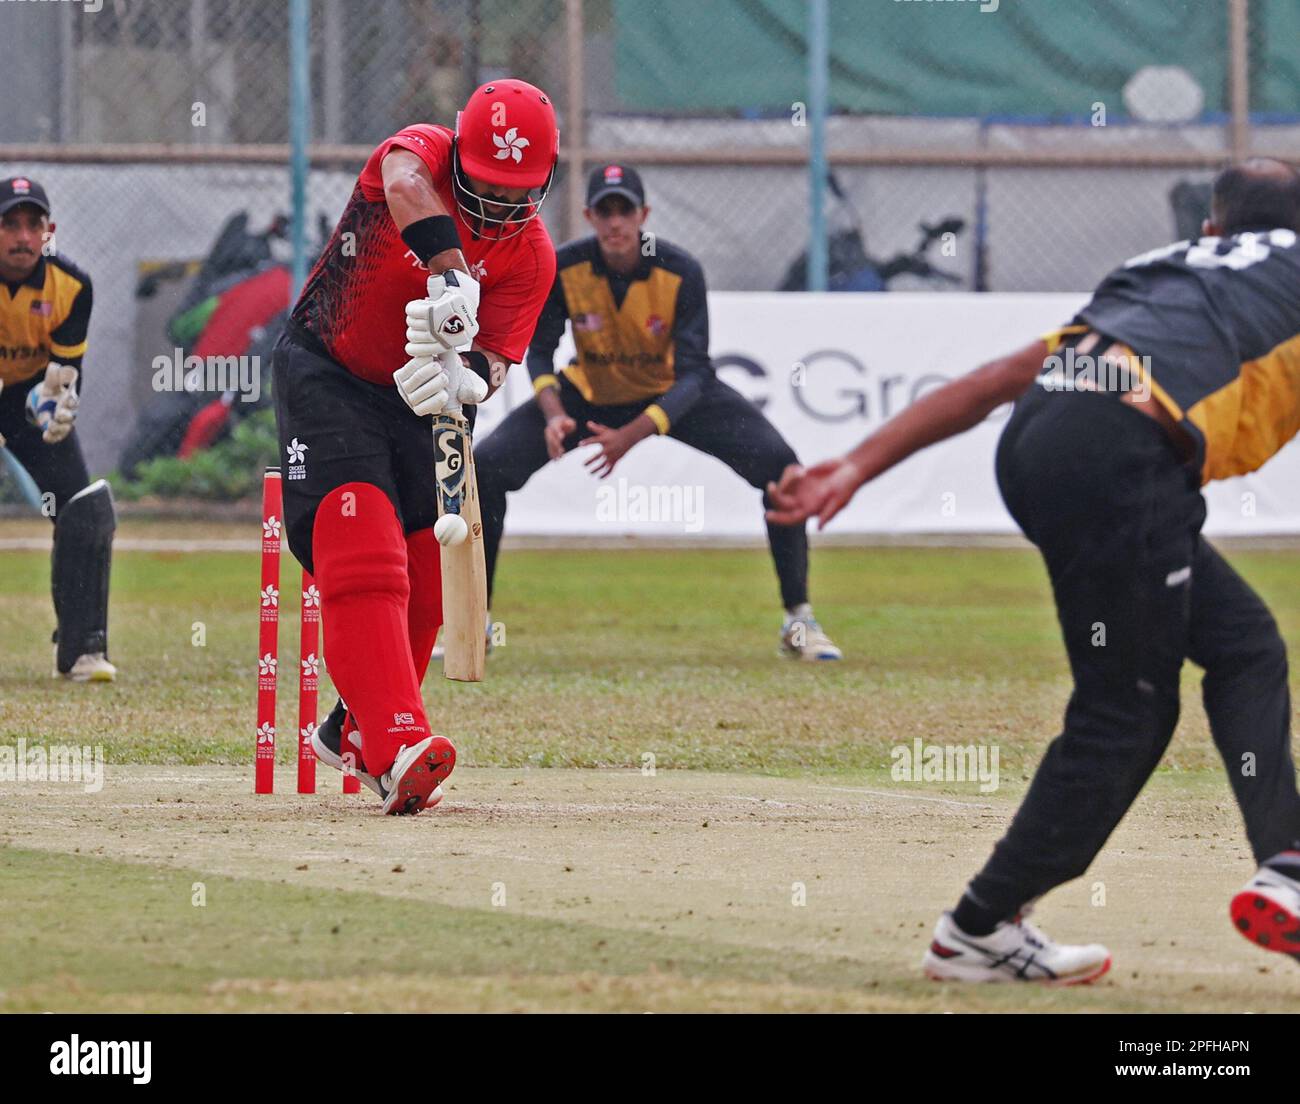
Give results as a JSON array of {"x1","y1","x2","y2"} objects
[{"x1": 614, "y1": 0, "x2": 1292, "y2": 117}]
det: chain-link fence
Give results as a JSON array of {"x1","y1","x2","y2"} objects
[{"x1": 0, "y1": 0, "x2": 1291, "y2": 474}]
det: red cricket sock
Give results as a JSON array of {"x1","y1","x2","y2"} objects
[
  {"x1": 313, "y1": 483, "x2": 431, "y2": 777},
  {"x1": 406, "y1": 527, "x2": 444, "y2": 684}
]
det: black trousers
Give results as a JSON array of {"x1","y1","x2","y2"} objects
[
  {"x1": 966, "y1": 385, "x2": 1300, "y2": 919},
  {"x1": 475, "y1": 374, "x2": 809, "y2": 609},
  {"x1": 0, "y1": 377, "x2": 91, "y2": 512}
]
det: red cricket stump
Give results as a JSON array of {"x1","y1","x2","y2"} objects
[
  {"x1": 255, "y1": 468, "x2": 283, "y2": 794},
  {"x1": 297, "y1": 570, "x2": 319, "y2": 794}
]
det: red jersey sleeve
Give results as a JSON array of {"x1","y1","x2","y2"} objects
[
  {"x1": 358, "y1": 124, "x2": 454, "y2": 203},
  {"x1": 476, "y1": 228, "x2": 558, "y2": 365}
]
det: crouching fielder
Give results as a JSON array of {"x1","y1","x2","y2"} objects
[
  {"x1": 272, "y1": 80, "x2": 558, "y2": 814},
  {"x1": 0, "y1": 176, "x2": 115, "y2": 682}
]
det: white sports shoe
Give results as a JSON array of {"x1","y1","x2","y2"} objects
[
  {"x1": 779, "y1": 604, "x2": 842, "y2": 661},
  {"x1": 55, "y1": 651, "x2": 117, "y2": 683},
  {"x1": 1230, "y1": 853, "x2": 1300, "y2": 958},
  {"x1": 922, "y1": 911, "x2": 1112, "y2": 985}
]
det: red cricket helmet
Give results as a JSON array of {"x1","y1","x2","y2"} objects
[{"x1": 453, "y1": 78, "x2": 559, "y2": 239}]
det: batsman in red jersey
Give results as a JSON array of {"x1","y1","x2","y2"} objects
[{"x1": 272, "y1": 79, "x2": 558, "y2": 814}]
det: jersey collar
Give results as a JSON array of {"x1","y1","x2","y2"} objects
[{"x1": 4, "y1": 255, "x2": 46, "y2": 293}]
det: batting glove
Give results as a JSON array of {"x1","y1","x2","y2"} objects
[
  {"x1": 405, "y1": 269, "x2": 481, "y2": 353},
  {"x1": 393, "y1": 349, "x2": 487, "y2": 418}
]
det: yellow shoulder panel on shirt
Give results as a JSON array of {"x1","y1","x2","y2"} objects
[{"x1": 1186, "y1": 331, "x2": 1300, "y2": 483}]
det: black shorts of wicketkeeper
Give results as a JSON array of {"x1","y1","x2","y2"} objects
[
  {"x1": 475, "y1": 373, "x2": 808, "y2": 608},
  {"x1": 962, "y1": 381, "x2": 1300, "y2": 921},
  {"x1": 271, "y1": 322, "x2": 464, "y2": 574}
]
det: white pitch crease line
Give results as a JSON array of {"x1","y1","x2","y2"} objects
[{"x1": 819, "y1": 785, "x2": 995, "y2": 809}]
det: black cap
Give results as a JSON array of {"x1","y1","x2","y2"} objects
[
  {"x1": 0, "y1": 176, "x2": 51, "y2": 217},
  {"x1": 586, "y1": 163, "x2": 645, "y2": 208}
]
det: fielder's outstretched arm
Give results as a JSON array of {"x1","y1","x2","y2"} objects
[{"x1": 765, "y1": 338, "x2": 1048, "y2": 528}]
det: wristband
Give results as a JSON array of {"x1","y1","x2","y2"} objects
[
  {"x1": 462, "y1": 349, "x2": 491, "y2": 385},
  {"x1": 400, "y1": 215, "x2": 461, "y2": 266},
  {"x1": 532, "y1": 373, "x2": 560, "y2": 394}
]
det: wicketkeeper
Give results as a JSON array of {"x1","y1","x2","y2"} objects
[
  {"x1": 473, "y1": 164, "x2": 842, "y2": 660},
  {"x1": 272, "y1": 79, "x2": 558, "y2": 814},
  {"x1": 0, "y1": 176, "x2": 116, "y2": 682},
  {"x1": 770, "y1": 158, "x2": 1300, "y2": 982}
]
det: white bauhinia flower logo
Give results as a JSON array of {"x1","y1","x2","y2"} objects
[
  {"x1": 303, "y1": 584, "x2": 320, "y2": 608},
  {"x1": 258, "y1": 653, "x2": 277, "y2": 676},
  {"x1": 301, "y1": 720, "x2": 317, "y2": 741},
  {"x1": 261, "y1": 584, "x2": 279, "y2": 609},
  {"x1": 263, "y1": 515, "x2": 281, "y2": 539},
  {"x1": 492, "y1": 127, "x2": 529, "y2": 163},
  {"x1": 257, "y1": 721, "x2": 275, "y2": 744},
  {"x1": 287, "y1": 438, "x2": 308, "y2": 463},
  {"x1": 302, "y1": 652, "x2": 320, "y2": 677}
]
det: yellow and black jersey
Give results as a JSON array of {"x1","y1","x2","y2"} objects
[
  {"x1": 525, "y1": 234, "x2": 712, "y2": 434},
  {"x1": 0, "y1": 253, "x2": 92, "y2": 389},
  {"x1": 1059, "y1": 228, "x2": 1300, "y2": 483}
]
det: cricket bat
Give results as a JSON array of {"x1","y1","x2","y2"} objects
[{"x1": 433, "y1": 402, "x2": 487, "y2": 682}]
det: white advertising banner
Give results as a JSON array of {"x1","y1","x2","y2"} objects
[{"x1": 476, "y1": 292, "x2": 1300, "y2": 538}]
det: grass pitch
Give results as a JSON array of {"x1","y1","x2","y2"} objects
[{"x1": 2, "y1": 519, "x2": 1299, "y2": 1011}]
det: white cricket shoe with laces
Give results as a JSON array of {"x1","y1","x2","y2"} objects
[
  {"x1": 54, "y1": 650, "x2": 117, "y2": 682},
  {"x1": 779, "y1": 603, "x2": 842, "y2": 661},
  {"x1": 922, "y1": 910, "x2": 1112, "y2": 985}
]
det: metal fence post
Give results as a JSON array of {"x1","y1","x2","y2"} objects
[
  {"x1": 1228, "y1": 0, "x2": 1251, "y2": 162},
  {"x1": 807, "y1": 0, "x2": 829, "y2": 292},
  {"x1": 566, "y1": 0, "x2": 587, "y2": 242},
  {"x1": 289, "y1": 0, "x2": 311, "y2": 298}
]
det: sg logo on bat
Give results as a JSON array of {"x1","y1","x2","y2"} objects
[{"x1": 434, "y1": 419, "x2": 467, "y2": 514}]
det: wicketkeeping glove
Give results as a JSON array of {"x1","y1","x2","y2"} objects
[{"x1": 26, "y1": 363, "x2": 80, "y2": 444}]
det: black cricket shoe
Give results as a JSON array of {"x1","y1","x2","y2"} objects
[{"x1": 310, "y1": 698, "x2": 383, "y2": 797}]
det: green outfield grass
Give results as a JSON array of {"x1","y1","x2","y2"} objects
[
  {"x1": 2, "y1": 533, "x2": 1299, "y2": 773},
  {"x1": 3, "y1": 528, "x2": 1299, "y2": 1012}
]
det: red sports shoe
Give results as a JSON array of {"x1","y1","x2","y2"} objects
[
  {"x1": 379, "y1": 736, "x2": 456, "y2": 816},
  {"x1": 1230, "y1": 853, "x2": 1300, "y2": 959}
]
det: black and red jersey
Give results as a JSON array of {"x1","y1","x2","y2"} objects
[{"x1": 292, "y1": 123, "x2": 556, "y2": 385}]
